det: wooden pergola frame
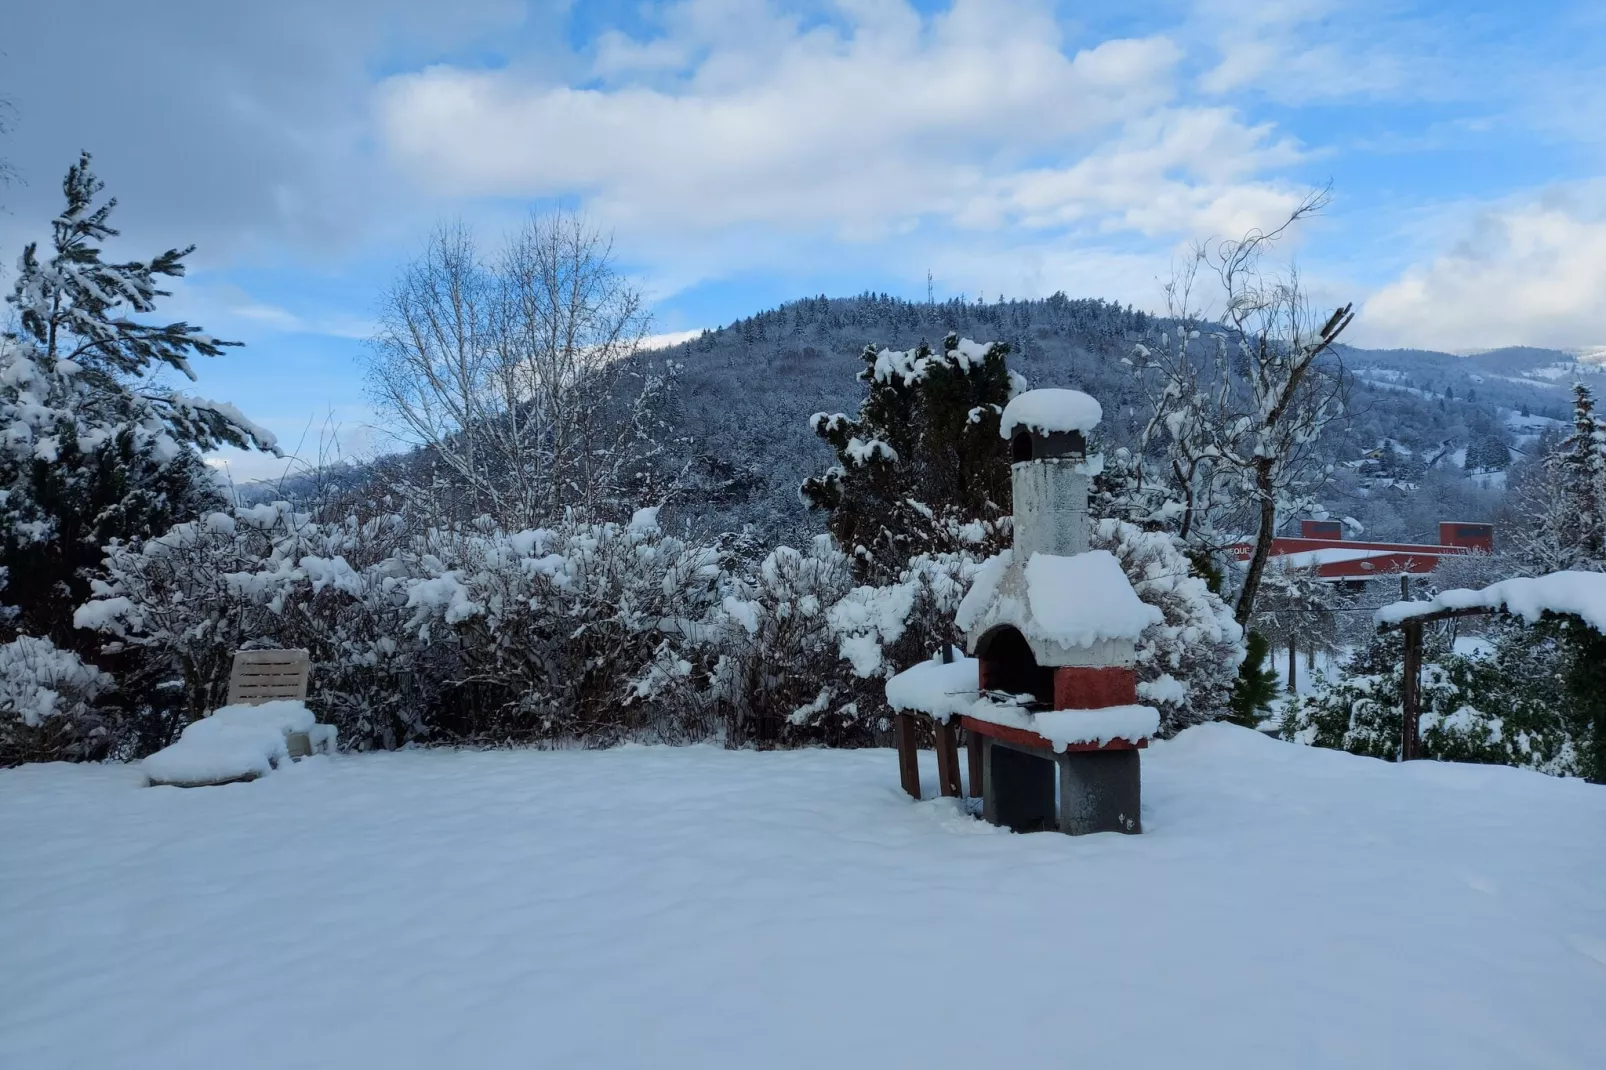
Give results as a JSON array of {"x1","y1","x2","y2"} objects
[{"x1": 1378, "y1": 606, "x2": 1495, "y2": 760}]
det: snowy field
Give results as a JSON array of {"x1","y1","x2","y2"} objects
[{"x1": 4, "y1": 726, "x2": 1605, "y2": 1070}]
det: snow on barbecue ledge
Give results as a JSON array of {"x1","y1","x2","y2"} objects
[
  {"x1": 1375, "y1": 570, "x2": 1606, "y2": 632},
  {"x1": 986, "y1": 703, "x2": 1159, "y2": 750},
  {"x1": 999, "y1": 388, "x2": 1102, "y2": 438},
  {"x1": 884, "y1": 656, "x2": 1158, "y2": 749},
  {"x1": 884, "y1": 657, "x2": 983, "y2": 721}
]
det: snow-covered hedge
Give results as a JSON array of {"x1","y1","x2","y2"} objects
[
  {"x1": 1279, "y1": 627, "x2": 1586, "y2": 777},
  {"x1": 76, "y1": 503, "x2": 729, "y2": 749},
  {"x1": 1093, "y1": 519, "x2": 1245, "y2": 733},
  {"x1": 61, "y1": 498, "x2": 1249, "y2": 756},
  {"x1": 0, "y1": 635, "x2": 115, "y2": 764},
  {"x1": 712, "y1": 537, "x2": 858, "y2": 743}
]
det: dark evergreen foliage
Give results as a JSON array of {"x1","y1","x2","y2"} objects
[
  {"x1": 800, "y1": 333, "x2": 1014, "y2": 583},
  {"x1": 1228, "y1": 630, "x2": 1279, "y2": 727}
]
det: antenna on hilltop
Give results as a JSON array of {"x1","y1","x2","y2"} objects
[{"x1": 927, "y1": 269, "x2": 934, "y2": 305}]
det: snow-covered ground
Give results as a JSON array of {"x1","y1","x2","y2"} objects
[{"x1": 3, "y1": 726, "x2": 1604, "y2": 1069}]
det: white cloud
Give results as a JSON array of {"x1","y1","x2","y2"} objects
[
  {"x1": 1356, "y1": 185, "x2": 1606, "y2": 352},
  {"x1": 1193, "y1": 0, "x2": 1434, "y2": 103},
  {"x1": 376, "y1": 0, "x2": 1305, "y2": 253}
]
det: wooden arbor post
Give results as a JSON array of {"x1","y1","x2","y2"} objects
[
  {"x1": 1399, "y1": 621, "x2": 1422, "y2": 761},
  {"x1": 1383, "y1": 605, "x2": 1492, "y2": 763}
]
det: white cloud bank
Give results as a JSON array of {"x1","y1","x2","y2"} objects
[
  {"x1": 376, "y1": 0, "x2": 1306, "y2": 257},
  {"x1": 1358, "y1": 185, "x2": 1606, "y2": 352}
]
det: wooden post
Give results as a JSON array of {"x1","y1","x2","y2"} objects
[
  {"x1": 966, "y1": 728, "x2": 984, "y2": 797},
  {"x1": 1400, "y1": 620, "x2": 1422, "y2": 761},
  {"x1": 934, "y1": 718, "x2": 963, "y2": 798},
  {"x1": 895, "y1": 713, "x2": 921, "y2": 799}
]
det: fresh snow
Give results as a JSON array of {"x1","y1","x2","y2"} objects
[
  {"x1": 1272, "y1": 546, "x2": 1401, "y2": 569},
  {"x1": 1023, "y1": 549, "x2": 1163, "y2": 644},
  {"x1": 954, "y1": 548, "x2": 1012, "y2": 633},
  {"x1": 1376, "y1": 570, "x2": 1606, "y2": 632},
  {"x1": 999, "y1": 387, "x2": 1102, "y2": 437},
  {"x1": 956, "y1": 549, "x2": 1161, "y2": 649},
  {"x1": 3, "y1": 728, "x2": 1603, "y2": 1069},
  {"x1": 971, "y1": 700, "x2": 1159, "y2": 748},
  {"x1": 883, "y1": 656, "x2": 1159, "y2": 747},
  {"x1": 141, "y1": 700, "x2": 331, "y2": 786},
  {"x1": 883, "y1": 655, "x2": 983, "y2": 720}
]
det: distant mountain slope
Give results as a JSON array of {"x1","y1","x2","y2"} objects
[
  {"x1": 254, "y1": 293, "x2": 1577, "y2": 547},
  {"x1": 652, "y1": 294, "x2": 1570, "y2": 545}
]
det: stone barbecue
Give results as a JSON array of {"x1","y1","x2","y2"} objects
[{"x1": 885, "y1": 387, "x2": 1160, "y2": 835}]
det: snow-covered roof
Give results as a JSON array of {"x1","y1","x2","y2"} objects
[
  {"x1": 1375, "y1": 570, "x2": 1606, "y2": 632},
  {"x1": 883, "y1": 656, "x2": 1158, "y2": 749},
  {"x1": 1275, "y1": 547, "x2": 1403, "y2": 569},
  {"x1": 955, "y1": 548, "x2": 1160, "y2": 649},
  {"x1": 1024, "y1": 550, "x2": 1161, "y2": 644},
  {"x1": 999, "y1": 388, "x2": 1102, "y2": 438}
]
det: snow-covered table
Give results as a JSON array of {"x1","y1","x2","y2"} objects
[{"x1": 143, "y1": 700, "x2": 336, "y2": 789}]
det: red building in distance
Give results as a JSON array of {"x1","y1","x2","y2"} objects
[{"x1": 1233, "y1": 520, "x2": 1494, "y2": 582}]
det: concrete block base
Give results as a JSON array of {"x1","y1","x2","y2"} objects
[
  {"x1": 1058, "y1": 748, "x2": 1142, "y2": 835},
  {"x1": 981, "y1": 734, "x2": 1143, "y2": 835},
  {"x1": 981, "y1": 738, "x2": 1057, "y2": 832}
]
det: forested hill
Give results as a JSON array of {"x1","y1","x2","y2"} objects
[{"x1": 651, "y1": 292, "x2": 1593, "y2": 545}]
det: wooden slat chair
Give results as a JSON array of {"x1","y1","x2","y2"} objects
[{"x1": 227, "y1": 649, "x2": 331, "y2": 758}]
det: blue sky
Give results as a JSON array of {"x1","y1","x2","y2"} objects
[{"x1": 2, "y1": 0, "x2": 1604, "y2": 479}]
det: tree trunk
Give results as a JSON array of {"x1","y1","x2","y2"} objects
[
  {"x1": 1287, "y1": 639, "x2": 1297, "y2": 694},
  {"x1": 1233, "y1": 461, "x2": 1278, "y2": 627}
]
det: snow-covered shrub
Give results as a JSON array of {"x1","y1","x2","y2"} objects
[
  {"x1": 712, "y1": 537, "x2": 857, "y2": 744},
  {"x1": 79, "y1": 502, "x2": 730, "y2": 749},
  {"x1": 1092, "y1": 519, "x2": 1245, "y2": 732},
  {"x1": 1279, "y1": 633, "x2": 1435, "y2": 760},
  {"x1": 1279, "y1": 625, "x2": 1584, "y2": 776},
  {"x1": 804, "y1": 549, "x2": 981, "y2": 739},
  {"x1": 78, "y1": 501, "x2": 425, "y2": 750},
  {"x1": 400, "y1": 508, "x2": 725, "y2": 744},
  {"x1": 0, "y1": 635, "x2": 114, "y2": 764}
]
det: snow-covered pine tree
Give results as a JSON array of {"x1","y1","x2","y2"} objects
[
  {"x1": 1555, "y1": 383, "x2": 1606, "y2": 563},
  {"x1": 801, "y1": 332, "x2": 1014, "y2": 584},
  {"x1": 1228, "y1": 631, "x2": 1279, "y2": 727},
  {"x1": 0, "y1": 153, "x2": 275, "y2": 644}
]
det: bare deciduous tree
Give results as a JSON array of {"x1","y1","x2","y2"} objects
[
  {"x1": 366, "y1": 211, "x2": 665, "y2": 527},
  {"x1": 1133, "y1": 189, "x2": 1354, "y2": 626}
]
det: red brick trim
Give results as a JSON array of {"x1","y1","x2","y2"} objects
[{"x1": 1052, "y1": 666, "x2": 1137, "y2": 710}]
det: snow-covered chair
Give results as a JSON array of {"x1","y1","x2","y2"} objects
[{"x1": 144, "y1": 649, "x2": 335, "y2": 788}]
